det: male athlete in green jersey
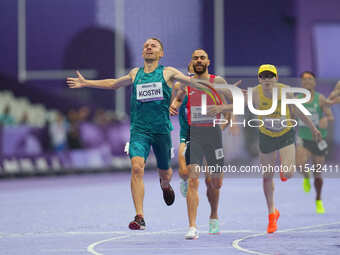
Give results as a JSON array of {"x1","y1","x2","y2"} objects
[
  {"x1": 296, "y1": 71, "x2": 334, "y2": 214},
  {"x1": 67, "y1": 38, "x2": 206, "y2": 230}
]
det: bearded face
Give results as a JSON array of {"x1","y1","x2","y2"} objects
[
  {"x1": 193, "y1": 62, "x2": 207, "y2": 75},
  {"x1": 191, "y1": 49, "x2": 210, "y2": 75}
]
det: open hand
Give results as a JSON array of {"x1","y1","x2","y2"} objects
[
  {"x1": 169, "y1": 104, "x2": 179, "y2": 116},
  {"x1": 66, "y1": 71, "x2": 87, "y2": 88},
  {"x1": 312, "y1": 128, "x2": 322, "y2": 142}
]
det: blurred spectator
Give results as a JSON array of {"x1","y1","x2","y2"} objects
[
  {"x1": 78, "y1": 106, "x2": 90, "y2": 122},
  {"x1": 16, "y1": 129, "x2": 42, "y2": 156},
  {"x1": 106, "y1": 110, "x2": 123, "y2": 125},
  {"x1": 49, "y1": 112, "x2": 68, "y2": 152},
  {"x1": 93, "y1": 108, "x2": 110, "y2": 126},
  {"x1": 67, "y1": 109, "x2": 82, "y2": 149},
  {"x1": 67, "y1": 109, "x2": 79, "y2": 123},
  {"x1": 0, "y1": 105, "x2": 15, "y2": 126},
  {"x1": 19, "y1": 111, "x2": 30, "y2": 125}
]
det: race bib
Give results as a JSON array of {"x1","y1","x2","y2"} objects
[
  {"x1": 215, "y1": 148, "x2": 224, "y2": 160},
  {"x1": 136, "y1": 82, "x2": 163, "y2": 102},
  {"x1": 317, "y1": 140, "x2": 328, "y2": 151},
  {"x1": 190, "y1": 106, "x2": 215, "y2": 123}
]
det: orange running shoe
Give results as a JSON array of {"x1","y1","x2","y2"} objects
[
  {"x1": 280, "y1": 171, "x2": 287, "y2": 182},
  {"x1": 267, "y1": 209, "x2": 280, "y2": 233}
]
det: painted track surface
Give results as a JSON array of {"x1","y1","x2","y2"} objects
[{"x1": 0, "y1": 172, "x2": 339, "y2": 255}]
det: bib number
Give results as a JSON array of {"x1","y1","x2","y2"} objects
[{"x1": 136, "y1": 82, "x2": 163, "y2": 102}]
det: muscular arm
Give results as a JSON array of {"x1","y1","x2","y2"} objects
[
  {"x1": 214, "y1": 76, "x2": 234, "y2": 102},
  {"x1": 164, "y1": 66, "x2": 210, "y2": 91},
  {"x1": 206, "y1": 77, "x2": 238, "y2": 115},
  {"x1": 331, "y1": 97, "x2": 340, "y2": 104},
  {"x1": 67, "y1": 68, "x2": 138, "y2": 90},
  {"x1": 169, "y1": 82, "x2": 187, "y2": 115},
  {"x1": 324, "y1": 81, "x2": 340, "y2": 105},
  {"x1": 172, "y1": 83, "x2": 187, "y2": 104},
  {"x1": 320, "y1": 94, "x2": 334, "y2": 121},
  {"x1": 319, "y1": 94, "x2": 334, "y2": 129}
]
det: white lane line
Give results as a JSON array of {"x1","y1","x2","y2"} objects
[
  {"x1": 86, "y1": 228, "x2": 201, "y2": 255},
  {"x1": 232, "y1": 221, "x2": 340, "y2": 255},
  {"x1": 86, "y1": 228, "x2": 186, "y2": 255},
  {"x1": 87, "y1": 234, "x2": 131, "y2": 255},
  {"x1": 277, "y1": 221, "x2": 340, "y2": 233},
  {"x1": 296, "y1": 229, "x2": 340, "y2": 233},
  {"x1": 232, "y1": 232, "x2": 270, "y2": 255},
  {"x1": 86, "y1": 223, "x2": 258, "y2": 255},
  {"x1": 86, "y1": 224, "x2": 212, "y2": 255}
]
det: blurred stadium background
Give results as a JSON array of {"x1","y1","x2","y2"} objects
[{"x1": 0, "y1": 0, "x2": 339, "y2": 177}]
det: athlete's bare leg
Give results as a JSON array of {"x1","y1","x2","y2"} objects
[
  {"x1": 178, "y1": 143, "x2": 189, "y2": 180},
  {"x1": 205, "y1": 174, "x2": 223, "y2": 219},
  {"x1": 260, "y1": 151, "x2": 276, "y2": 214},
  {"x1": 279, "y1": 144, "x2": 296, "y2": 179},
  {"x1": 131, "y1": 156, "x2": 145, "y2": 216},
  {"x1": 311, "y1": 154, "x2": 325, "y2": 201},
  {"x1": 187, "y1": 164, "x2": 200, "y2": 227},
  {"x1": 296, "y1": 145, "x2": 311, "y2": 178}
]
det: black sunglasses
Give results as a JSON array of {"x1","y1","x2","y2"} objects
[{"x1": 259, "y1": 72, "x2": 276, "y2": 79}]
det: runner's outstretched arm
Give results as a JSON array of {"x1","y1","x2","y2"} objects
[{"x1": 66, "y1": 68, "x2": 138, "y2": 90}]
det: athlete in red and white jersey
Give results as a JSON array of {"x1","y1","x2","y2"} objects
[{"x1": 171, "y1": 49, "x2": 233, "y2": 239}]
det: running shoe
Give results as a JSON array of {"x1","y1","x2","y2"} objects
[
  {"x1": 185, "y1": 227, "x2": 199, "y2": 240},
  {"x1": 303, "y1": 178, "x2": 311, "y2": 193},
  {"x1": 128, "y1": 215, "x2": 145, "y2": 230},
  {"x1": 280, "y1": 171, "x2": 287, "y2": 182},
  {"x1": 316, "y1": 200, "x2": 325, "y2": 214},
  {"x1": 209, "y1": 218, "x2": 220, "y2": 234},
  {"x1": 180, "y1": 179, "x2": 188, "y2": 197},
  {"x1": 267, "y1": 208, "x2": 280, "y2": 233},
  {"x1": 160, "y1": 179, "x2": 175, "y2": 206}
]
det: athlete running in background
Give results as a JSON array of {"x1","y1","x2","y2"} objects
[
  {"x1": 171, "y1": 49, "x2": 235, "y2": 239},
  {"x1": 251, "y1": 65, "x2": 321, "y2": 233},
  {"x1": 296, "y1": 71, "x2": 334, "y2": 214}
]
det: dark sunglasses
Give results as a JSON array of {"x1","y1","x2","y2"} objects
[{"x1": 259, "y1": 72, "x2": 276, "y2": 79}]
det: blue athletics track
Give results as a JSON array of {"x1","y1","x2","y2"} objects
[{"x1": 0, "y1": 172, "x2": 339, "y2": 255}]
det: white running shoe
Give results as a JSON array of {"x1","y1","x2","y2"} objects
[
  {"x1": 180, "y1": 179, "x2": 188, "y2": 197},
  {"x1": 185, "y1": 227, "x2": 199, "y2": 240}
]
